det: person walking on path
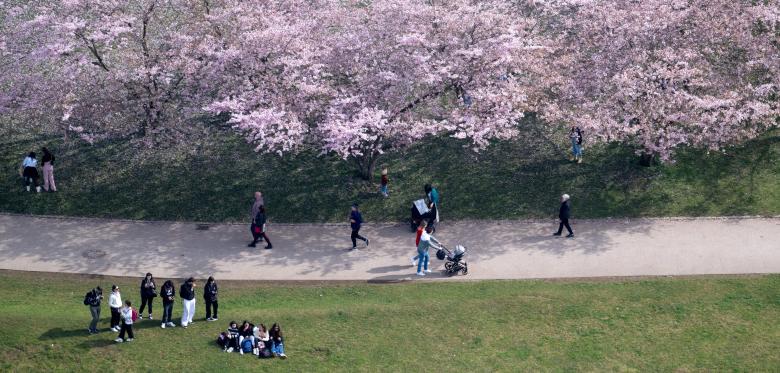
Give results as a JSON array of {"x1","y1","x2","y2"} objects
[
  {"x1": 424, "y1": 184, "x2": 440, "y2": 229},
  {"x1": 569, "y1": 126, "x2": 583, "y2": 163},
  {"x1": 379, "y1": 166, "x2": 389, "y2": 197},
  {"x1": 248, "y1": 206, "x2": 273, "y2": 249},
  {"x1": 248, "y1": 191, "x2": 265, "y2": 243},
  {"x1": 108, "y1": 285, "x2": 122, "y2": 332},
  {"x1": 180, "y1": 277, "x2": 196, "y2": 328},
  {"x1": 204, "y1": 276, "x2": 219, "y2": 321},
  {"x1": 410, "y1": 220, "x2": 427, "y2": 266},
  {"x1": 41, "y1": 147, "x2": 56, "y2": 192},
  {"x1": 160, "y1": 280, "x2": 176, "y2": 328},
  {"x1": 416, "y1": 225, "x2": 443, "y2": 276},
  {"x1": 85, "y1": 286, "x2": 103, "y2": 334},
  {"x1": 138, "y1": 273, "x2": 157, "y2": 320},
  {"x1": 115, "y1": 300, "x2": 136, "y2": 343},
  {"x1": 20, "y1": 152, "x2": 41, "y2": 193},
  {"x1": 553, "y1": 194, "x2": 574, "y2": 238},
  {"x1": 349, "y1": 203, "x2": 369, "y2": 250}
]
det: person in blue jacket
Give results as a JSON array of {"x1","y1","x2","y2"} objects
[{"x1": 349, "y1": 203, "x2": 369, "y2": 250}]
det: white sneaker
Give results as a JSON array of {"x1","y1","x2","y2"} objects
[
  {"x1": 416, "y1": 272, "x2": 425, "y2": 276},
  {"x1": 168, "y1": 322, "x2": 175, "y2": 327},
  {"x1": 26, "y1": 186, "x2": 30, "y2": 192},
  {"x1": 410, "y1": 257, "x2": 417, "y2": 266},
  {"x1": 36, "y1": 186, "x2": 41, "y2": 193},
  {"x1": 127, "y1": 338, "x2": 134, "y2": 342},
  {"x1": 227, "y1": 347, "x2": 234, "y2": 353},
  {"x1": 279, "y1": 353, "x2": 287, "y2": 359},
  {"x1": 161, "y1": 323, "x2": 166, "y2": 329},
  {"x1": 240, "y1": 350, "x2": 244, "y2": 355},
  {"x1": 114, "y1": 338, "x2": 123, "y2": 343},
  {"x1": 148, "y1": 314, "x2": 153, "y2": 320},
  {"x1": 424, "y1": 269, "x2": 432, "y2": 273}
]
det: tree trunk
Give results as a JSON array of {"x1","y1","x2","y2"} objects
[
  {"x1": 639, "y1": 152, "x2": 655, "y2": 167},
  {"x1": 354, "y1": 152, "x2": 380, "y2": 180}
]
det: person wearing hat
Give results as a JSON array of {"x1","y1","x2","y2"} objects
[
  {"x1": 553, "y1": 194, "x2": 574, "y2": 238},
  {"x1": 349, "y1": 203, "x2": 369, "y2": 250}
]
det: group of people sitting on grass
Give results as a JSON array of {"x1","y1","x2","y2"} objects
[{"x1": 217, "y1": 320, "x2": 286, "y2": 359}]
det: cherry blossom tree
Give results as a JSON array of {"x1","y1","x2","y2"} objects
[{"x1": 536, "y1": 0, "x2": 780, "y2": 164}]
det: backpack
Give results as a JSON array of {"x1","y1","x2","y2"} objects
[
  {"x1": 216, "y1": 332, "x2": 228, "y2": 348},
  {"x1": 241, "y1": 338, "x2": 254, "y2": 353},
  {"x1": 83, "y1": 292, "x2": 94, "y2": 306},
  {"x1": 131, "y1": 308, "x2": 139, "y2": 322}
]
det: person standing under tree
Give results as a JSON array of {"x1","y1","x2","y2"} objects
[
  {"x1": 180, "y1": 277, "x2": 196, "y2": 328},
  {"x1": 349, "y1": 203, "x2": 369, "y2": 250},
  {"x1": 20, "y1": 152, "x2": 40, "y2": 193},
  {"x1": 569, "y1": 126, "x2": 583, "y2": 163},
  {"x1": 85, "y1": 286, "x2": 103, "y2": 334},
  {"x1": 204, "y1": 276, "x2": 219, "y2": 321},
  {"x1": 379, "y1": 166, "x2": 389, "y2": 197},
  {"x1": 553, "y1": 194, "x2": 575, "y2": 238},
  {"x1": 159, "y1": 280, "x2": 176, "y2": 328},
  {"x1": 41, "y1": 147, "x2": 57, "y2": 192}
]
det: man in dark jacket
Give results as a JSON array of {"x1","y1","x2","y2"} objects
[
  {"x1": 160, "y1": 280, "x2": 176, "y2": 328},
  {"x1": 180, "y1": 277, "x2": 196, "y2": 328},
  {"x1": 553, "y1": 194, "x2": 574, "y2": 238},
  {"x1": 349, "y1": 203, "x2": 369, "y2": 250},
  {"x1": 86, "y1": 286, "x2": 103, "y2": 334},
  {"x1": 204, "y1": 276, "x2": 218, "y2": 321}
]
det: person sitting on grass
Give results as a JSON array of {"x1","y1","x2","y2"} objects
[
  {"x1": 253, "y1": 323, "x2": 270, "y2": 355},
  {"x1": 238, "y1": 320, "x2": 255, "y2": 355},
  {"x1": 269, "y1": 323, "x2": 287, "y2": 359},
  {"x1": 225, "y1": 321, "x2": 240, "y2": 353}
]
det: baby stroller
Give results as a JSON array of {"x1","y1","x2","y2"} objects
[{"x1": 436, "y1": 244, "x2": 468, "y2": 276}]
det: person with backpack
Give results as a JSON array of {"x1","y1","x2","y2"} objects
[
  {"x1": 180, "y1": 277, "x2": 196, "y2": 328},
  {"x1": 138, "y1": 273, "x2": 157, "y2": 320},
  {"x1": 553, "y1": 194, "x2": 575, "y2": 238},
  {"x1": 41, "y1": 147, "x2": 56, "y2": 192},
  {"x1": 269, "y1": 323, "x2": 287, "y2": 358},
  {"x1": 20, "y1": 152, "x2": 41, "y2": 193},
  {"x1": 115, "y1": 300, "x2": 137, "y2": 342},
  {"x1": 160, "y1": 280, "x2": 176, "y2": 328},
  {"x1": 248, "y1": 206, "x2": 273, "y2": 249},
  {"x1": 237, "y1": 320, "x2": 255, "y2": 355},
  {"x1": 349, "y1": 203, "x2": 369, "y2": 250},
  {"x1": 84, "y1": 286, "x2": 103, "y2": 334},
  {"x1": 569, "y1": 126, "x2": 584, "y2": 163},
  {"x1": 108, "y1": 285, "x2": 122, "y2": 332},
  {"x1": 204, "y1": 276, "x2": 218, "y2": 321}
]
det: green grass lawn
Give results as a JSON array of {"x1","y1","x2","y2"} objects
[
  {"x1": 0, "y1": 271, "x2": 777, "y2": 372},
  {"x1": 1, "y1": 125, "x2": 778, "y2": 223}
]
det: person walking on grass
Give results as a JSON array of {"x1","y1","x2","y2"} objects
[
  {"x1": 160, "y1": 280, "x2": 176, "y2": 328},
  {"x1": 138, "y1": 273, "x2": 157, "y2": 320},
  {"x1": 115, "y1": 300, "x2": 136, "y2": 343},
  {"x1": 416, "y1": 225, "x2": 442, "y2": 276},
  {"x1": 108, "y1": 285, "x2": 122, "y2": 332},
  {"x1": 553, "y1": 194, "x2": 575, "y2": 238},
  {"x1": 569, "y1": 126, "x2": 583, "y2": 163},
  {"x1": 349, "y1": 203, "x2": 369, "y2": 250},
  {"x1": 410, "y1": 220, "x2": 427, "y2": 266},
  {"x1": 180, "y1": 277, "x2": 196, "y2": 328},
  {"x1": 41, "y1": 147, "x2": 56, "y2": 192},
  {"x1": 85, "y1": 286, "x2": 103, "y2": 334},
  {"x1": 379, "y1": 166, "x2": 389, "y2": 197},
  {"x1": 20, "y1": 152, "x2": 41, "y2": 193},
  {"x1": 248, "y1": 206, "x2": 273, "y2": 249},
  {"x1": 204, "y1": 276, "x2": 218, "y2": 321}
]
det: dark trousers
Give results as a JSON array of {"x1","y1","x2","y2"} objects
[
  {"x1": 118, "y1": 321, "x2": 134, "y2": 340},
  {"x1": 556, "y1": 219, "x2": 573, "y2": 235},
  {"x1": 205, "y1": 299, "x2": 218, "y2": 319},
  {"x1": 110, "y1": 307, "x2": 120, "y2": 328},
  {"x1": 251, "y1": 230, "x2": 272, "y2": 247},
  {"x1": 351, "y1": 228, "x2": 367, "y2": 248},
  {"x1": 89, "y1": 306, "x2": 101, "y2": 331},
  {"x1": 139, "y1": 295, "x2": 154, "y2": 315},
  {"x1": 162, "y1": 302, "x2": 173, "y2": 323}
]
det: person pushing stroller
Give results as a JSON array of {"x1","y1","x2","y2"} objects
[{"x1": 416, "y1": 226, "x2": 442, "y2": 277}]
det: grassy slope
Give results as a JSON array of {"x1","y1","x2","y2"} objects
[
  {"x1": 1, "y1": 128, "x2": 778, "y2": 223},
  {"x1": 0, "y1": 271, "x2": 777, "y2": 372}
]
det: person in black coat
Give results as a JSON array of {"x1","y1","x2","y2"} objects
[
  {"x1": 138, "y1": 272, "x2": 157, "y2": 319},
  {"x1": 204, "y1": 276, "x2": 219, "y2": 321},
  {"x1": 553, "y1": 194, "x2": 574, "y2": 238},
  {"x1": 86, "y1": 286, "x2": 103, "y2": 334},
  {"x1": 160, "y1": 280, "x2": 176, "y2": 328},
  {"x1": 248, "y1": 206, "x2": 273, "y2": 249}
]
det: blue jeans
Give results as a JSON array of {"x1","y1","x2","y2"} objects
[
  {"x1": 571, "y1": 139, "x2": 582, "y2": 157},
  {"x1": 416, "y1": 250, "x2": 429, "y2": 273},
  {"x1": 271, "y1": 341, "x2": 284, "y2": 355},
  {"x1": 380, "y1": 184, "x2": 388, "y2": 195}
]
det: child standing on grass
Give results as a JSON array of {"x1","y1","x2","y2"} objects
[
  {"x1": 115, "y1": 300, "x2": 135, "y2": 343},
  {"x1": 379, "y1": 166, "x2": 389, "y2": 197}
]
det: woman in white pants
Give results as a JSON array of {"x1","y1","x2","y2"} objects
[{"x1": 179, "y1": 277, "x2": 196, "y2": 327}]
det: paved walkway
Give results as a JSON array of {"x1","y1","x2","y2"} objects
[{"x1": 0, "y1": 214, "x2": 778, "y2": 281}]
